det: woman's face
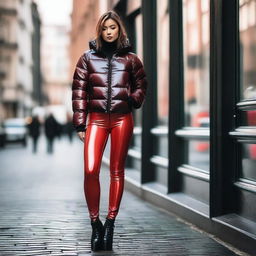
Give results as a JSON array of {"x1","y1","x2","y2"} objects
[{"x1": 101, "y1": 18, "x2": 119, "y2": 43}]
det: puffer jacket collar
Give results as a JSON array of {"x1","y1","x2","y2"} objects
[{"x1": 89, "y1": 39, "x2": 132, "y2": 56}]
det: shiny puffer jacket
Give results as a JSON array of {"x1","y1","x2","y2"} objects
[{"x1": 72, "y1": 39, "x2": 147, "y2": 130}]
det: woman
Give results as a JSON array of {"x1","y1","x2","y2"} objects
[{"x1": 72, "y1": 10, "x2": 147, "y2": 251}]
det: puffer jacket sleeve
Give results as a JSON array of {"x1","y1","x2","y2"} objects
[
  {"x1": 72, "y1": 53, "x2": 89, "y2": 131},
  {"x1": 130, "y1": 54, "x2": 147, "y2": 109}
]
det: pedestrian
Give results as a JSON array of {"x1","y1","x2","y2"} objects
[
  {"x1": 44, "y1": 113, "x2": 59, "y2": 154},
  {"x1": 71, "y1": 10, "x2": 147, "y2": 252},
  {"x1": 28, "y1": 115, "x2": 41, "y2": 153}
]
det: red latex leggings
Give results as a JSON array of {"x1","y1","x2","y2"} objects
[{"x1": 84, "y1": 112, "x2": 134, "y2": 221}]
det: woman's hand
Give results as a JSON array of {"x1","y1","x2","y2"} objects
[{"x1": 77, "y1": 131, "x2": 86, "y2": 142}]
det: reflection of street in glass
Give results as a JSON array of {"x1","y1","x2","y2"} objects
[
  {"x1": 183, "y1": 0, "x2": 210, "y2": 128},
  {"x1": 187, "y1": 140, "x2": 210, "y2": 171},
  {"x1": 240, "y1": 1, "x2": 256, "y2": 100}
]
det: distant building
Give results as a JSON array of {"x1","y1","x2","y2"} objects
[
  {"x1": 41, "y1": 24, "x2": 70, "y2": 106},
  {"x1": 69, "y1": 0, "x2": 108, "y2": 77},
  {"x1": 31, "y1": 1, "x2": 43, "y2": 106},
  {"x1": 0, "y1": 0, "x2": 19, "y2": 119},
  {"x1": 0, "y1": 0, "x2": 41, "y2": 119}
]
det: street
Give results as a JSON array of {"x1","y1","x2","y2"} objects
[{"x1": 0, "y1": 136, "x2": 246, "y2": 256}]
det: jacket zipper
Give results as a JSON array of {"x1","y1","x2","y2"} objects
[{"x1": 107, "y1": 56, "x2": 113, "y2": 113}]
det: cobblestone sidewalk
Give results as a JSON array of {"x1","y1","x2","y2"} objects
[{"x1": 0, "y1": 138, "x2": 248, "y2": 256}]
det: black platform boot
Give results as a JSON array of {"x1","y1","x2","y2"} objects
[
  {"x1": 103, "y1": 218, "x2": 115, "y2": 251},
  {"x1": 91, "y1": 218, "x2": 104, "y2": 251}
]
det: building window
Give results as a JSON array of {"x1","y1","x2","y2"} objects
[
  {"x1": 239, "y1": 0, "x2": 256, "y2": 100},
  {"x1": 185, "y1": 140, "x2": 210, "y2": 170},
  {"x1": 238, "y1": 0, "x2": 256, "y2": 185},
  {"x1": 0, "y1": 55, "x2": 10, "y2": 80},
  {"x1": 181, "y1": 0, "x2": 210, "y2": 176},
  {"x1": 0, "y1": 19, "x2": 9, "y2": 43},
  {"x1": 133, "y1": 13, "x2": 143, "y2": 128},
  {"x1": 157, "y1": 0, "x2": 169, "y2": 125},
  {"x1": 183, "y1": 0, "x2": 210, "y2": 128},
  {"x1": 241, "y1": 143, "x2": 256, "y2": 181}
]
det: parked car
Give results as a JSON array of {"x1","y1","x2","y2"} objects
[{"x1": 3, "y1": 118, "x2": 28, "y2": 146}]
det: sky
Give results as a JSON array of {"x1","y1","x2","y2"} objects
[{"x1": 34, "y1": 0, "x2": 73, "y2": 26}]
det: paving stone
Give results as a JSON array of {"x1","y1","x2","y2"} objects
[{"x1": 0, "y1": 138, "x2": 249, "y2": 256}]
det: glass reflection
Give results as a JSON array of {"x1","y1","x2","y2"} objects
[
  {"x1": 185, "y1": 140, "x2": 210, "y2": 171},
  {"x1": 134, "y1": 14, "x2": 143, "y2": 127},
  {"x1": 241, "y1": 143, "x2": 256, "y2": 181},
  {"x1": 157, "y1": 0, "x2": 169, "y2": 125},
  {"x1": 240, "y1": 110, "x2": 256, "y2": 126},
  {"x1": 239, "y1": 0, "x2": 256, "y2": 100},
  {"x1": 130, "y1": 14, "x2": 143, "y2": 153},
  {"x1": 134, "y1": 133, "x2": 141, "y2": 149},
  {"x1": 155, "y1": 135, "x2": 168, "y2": 158},
  {"x1": 183, "y1": 0, "x2": 210, "y2": 127}
]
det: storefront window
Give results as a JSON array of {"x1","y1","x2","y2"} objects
[
  {"x1": 157, "y1": 0, "x2": 169, "y2": 125},
  {"x1": 241, "y1": 143, "x2": 256, "y2": 181},
  {"x1": 185, "y1": 140, "x2": 210, "y2": 171},
  {"x1": 239, "y1": 0, "x2": 256, "y2": 182},
  {"x1": 183, "y1": 0, "x2": 210, "y2": 127},
  {"x1": 134, "y1": 13, "x2": 143, "y2": 127},
  {"x1": 239, "y1": 0, "x2": 256, "y2": 100},
  {"x1": 240, "y1": 110, "x2": 256, "y2": 126}
]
